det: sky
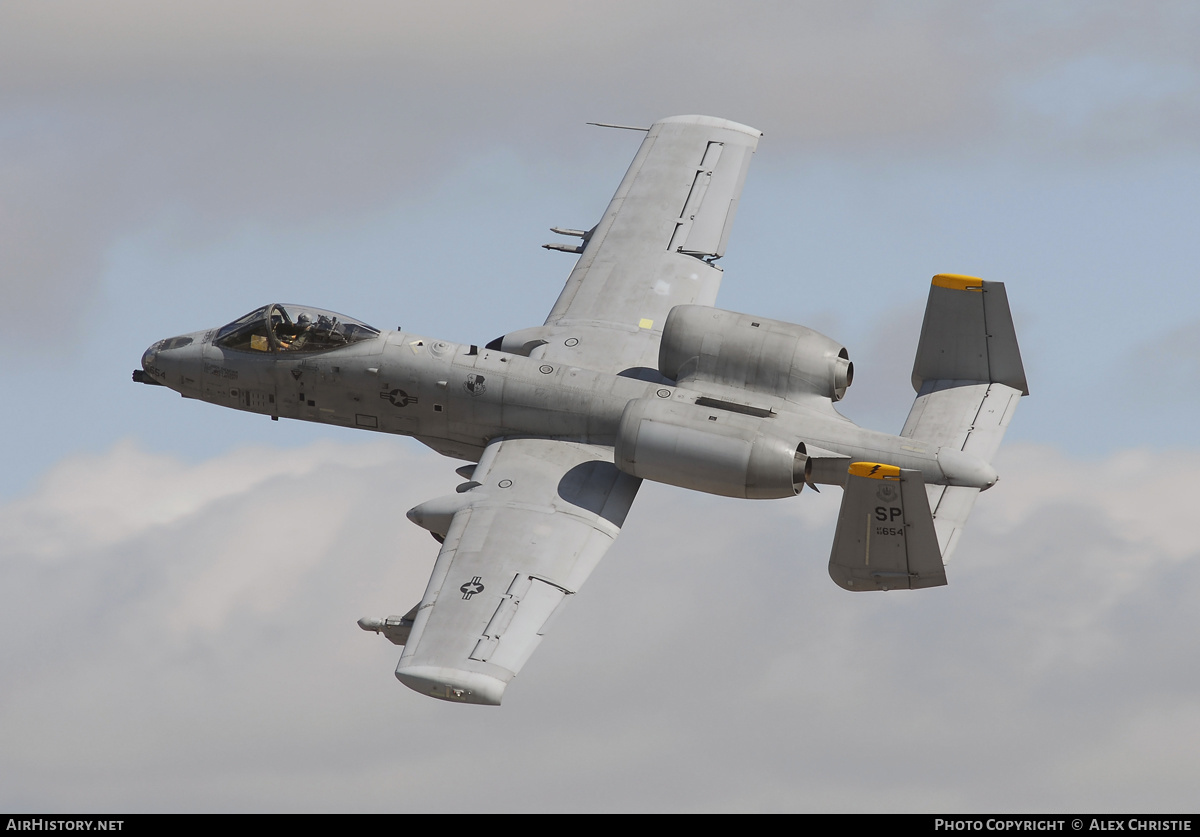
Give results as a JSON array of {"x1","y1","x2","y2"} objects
[{"x1": 2, "y1": 1, "x2": 1199, "y2": 813}]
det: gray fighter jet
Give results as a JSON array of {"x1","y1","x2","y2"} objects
[{"x1": 135, "y1": 115, "x2": 1027, "y2": 705}]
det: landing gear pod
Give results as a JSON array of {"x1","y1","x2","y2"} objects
[{"x1": 358, "y1": 607, "x2": 418, "y2": 646}]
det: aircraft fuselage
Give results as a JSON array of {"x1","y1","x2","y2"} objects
[{"x1": 140, "y1": 321, "x2": 996, "y2": 492}]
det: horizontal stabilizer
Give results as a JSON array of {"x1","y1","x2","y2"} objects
[
  {"x1": 904, "y1": 381, "x2": 1022, "y2": 464},
  {"x1": 904, "y1": 274, "x2": 1027, "y2": 561},
  {"x1": 829, "y1": 463, "x2": 947, "y2": 592},
  {"x1": 912, "y1": 275, "x2": 1028, "y2": 395}
]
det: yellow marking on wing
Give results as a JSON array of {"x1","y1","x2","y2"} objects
[
  {"x1": 848, "y1": 461, "x2": 901, "y2": 479},
  {"x1": 932, "y1": 273, "x2": 984, "y2": 291},
  {"x1": 638, "y1": 318, "x2": 654, "y2": 329}
]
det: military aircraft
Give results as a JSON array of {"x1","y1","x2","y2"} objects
[{"x1": 135, "y1": 115, "x2": 1027, "y2": 705}]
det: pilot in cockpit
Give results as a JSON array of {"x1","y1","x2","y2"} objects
[
  {"x1": 214, "y1": 304, "x2": 378, "y2": 354},
  {"x1": 289, "y1": 312, "x2": 315, "y2": 350}
]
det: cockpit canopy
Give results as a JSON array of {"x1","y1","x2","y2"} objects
[{"x1": 215, "y1": 304, "x2": 380, "y2": 354}]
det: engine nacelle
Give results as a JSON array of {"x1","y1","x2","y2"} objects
[
  {"x1": 614, "y1": 397, "x2": 810, "y2": 499},
  {"x1": 659, "y1": 305, "x2": 853, "y2": 402}
]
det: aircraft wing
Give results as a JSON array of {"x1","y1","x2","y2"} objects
[
  {"x1": 533, "y1": 115, "x2": 762, "y2": 376},
  {"x1": 395, "y1": 437, "x2": 640, "y2": 704},
  {"x1": 393, "y1": 117, "x2": 758, "y2": 703}
]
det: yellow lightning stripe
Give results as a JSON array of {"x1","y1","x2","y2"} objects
[
  {"x1": 932, "y1": 273, "x2": 984, "y2": 291},
  {"x1": 847, "y1": 461, "x2": 901, "y2": 479}
]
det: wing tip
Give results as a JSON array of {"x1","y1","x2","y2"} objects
[
  {"x1": 395, "y1": 665, "x2": 508, "y2": 706},
  {"x1": 655, "y1": 114, "x2": 763, "y2": 138}
]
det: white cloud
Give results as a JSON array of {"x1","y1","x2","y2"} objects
[
  {"x1": 1, "y1": 438, "x2": 1196, "y2": 811},
  {"x1": 3, "y1": 2, "x2": 1198, "y2": 350}
]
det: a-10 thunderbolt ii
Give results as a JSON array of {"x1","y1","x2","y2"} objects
[{"x1": 135, "y1": 115, "x2": 1027, "y2": 705}]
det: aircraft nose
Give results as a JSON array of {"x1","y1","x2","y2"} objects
[
  {"x1": 141, "y1": 342, "x2": 161, "y2": 372},
  {"x1": 138, "y1": 333, "x2": 203, "y2": 393},
  {"x1": 139, "y1": 341, "x2": 166, "y2": 383}
]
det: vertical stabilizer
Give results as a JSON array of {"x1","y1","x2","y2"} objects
[
  {"x1": 911, "y1": 274, "x2": 1027, "y2": 396},
  {"x1": 829, "y1": 463, "x2": 947, "y2": 591}
]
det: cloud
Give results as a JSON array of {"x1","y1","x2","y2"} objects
[
  {"x1": 4, "y1": 2, "x2": 1195, "y2": 148},
  {"x1": 1, "y1": 437, "x2": 1197, "y2": 811},
  {"x1": 3, "y1": 2, "x2": 1199, "y2": 352},
  {"x1": 829, "y1": 300, "x2": 925, "y2": 433}
]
